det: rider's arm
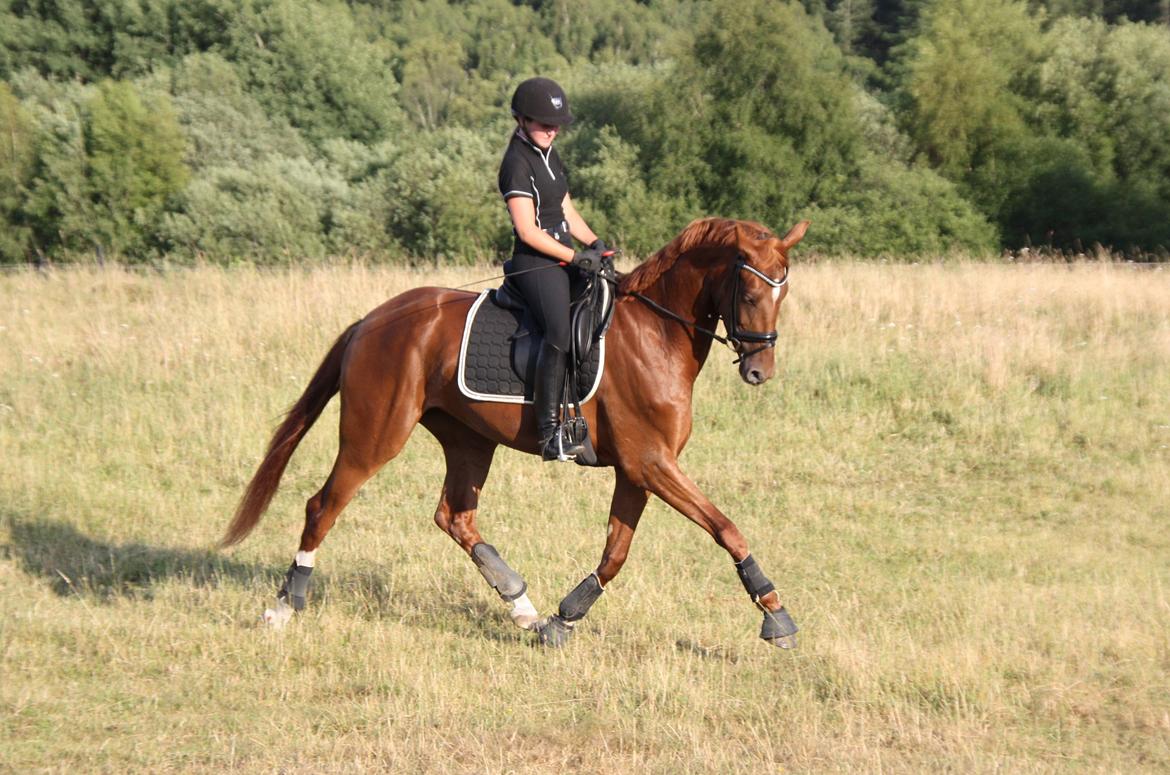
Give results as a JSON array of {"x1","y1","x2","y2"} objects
[
  {"x1": 562, "y1": 194, "x2": 599, "y2": 247},
  {"x1": 506, "y1": 196, "x2": 576, "y2": 262}
]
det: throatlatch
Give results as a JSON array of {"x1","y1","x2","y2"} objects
[
  {"x1": 279, "y1": 562, "x2": 314, "y2": 611},
  {"x1": 471, "y1": 542, "x2": 527, "y2": 602}
]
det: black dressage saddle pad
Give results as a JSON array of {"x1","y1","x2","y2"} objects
[{"x1": 457, "y1": 290, "x2": 605, "y2": 404}]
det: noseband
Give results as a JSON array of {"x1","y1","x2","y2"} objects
[
  {"x1": 626, "y1": 254, "x2": 788, "y2": 364},
  {"x1": 724, "y1": 257, "x2": 786, "y2": 360}
]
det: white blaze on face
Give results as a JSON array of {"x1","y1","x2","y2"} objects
[{"x1": 772, "y1": 285, "x2": 782, "y2": 303}]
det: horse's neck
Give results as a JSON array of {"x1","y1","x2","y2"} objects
[
  {"x1": 644, "y1": 246, "x2": 724, "y2": 319},
  {"x1": 634, "y1": 246, "x2": 726, "y2": 378}
]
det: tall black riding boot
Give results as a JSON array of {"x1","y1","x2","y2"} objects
[{"x1": 533, "y1": 341, "x2": 568, "y2": 461}]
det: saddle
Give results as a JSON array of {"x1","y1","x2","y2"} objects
[
  {"x1": 457, "y1": 260, "x2": 616, "y2": 462},
  {"x1": 495, "y1": 261, "x2": 614, "y2": 381}
]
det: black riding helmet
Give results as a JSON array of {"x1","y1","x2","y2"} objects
[{"x1": 510, "y1": 77, "x2": 574, "y2": 126}]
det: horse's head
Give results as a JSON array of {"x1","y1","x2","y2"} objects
[{"x1": 721, "y1": 220, "x2": 809, "y2": 385}]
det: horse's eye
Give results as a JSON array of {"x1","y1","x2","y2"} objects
[{"x1": 742, "y1": 293, "x2": 757, "y2": 307}]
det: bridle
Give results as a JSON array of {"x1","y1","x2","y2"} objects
[{"x1": 627, "y1": 254, "x2": 788, "y2": 364}]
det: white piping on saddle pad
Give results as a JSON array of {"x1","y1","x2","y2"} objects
[{"x1": 456, "y1": 290, "x2": 606, "y2": 405}]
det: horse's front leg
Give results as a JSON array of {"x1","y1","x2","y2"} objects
[
  {"x1": 637, "y1": 454, "x2": 799, "y2": 649},
  {"x1": 536, "y1": 470, "x2": 649, "y2": 647}
]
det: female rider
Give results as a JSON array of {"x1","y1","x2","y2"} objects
[{"x1": 498, "y1": 77, "x2": 607, "y2": 461}]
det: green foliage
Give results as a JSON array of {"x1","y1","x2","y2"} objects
[
  {"x1": 623, "y1": 0, "x2": 862, "y2": 235},
  {"x1": 896, "y1": 0, "x2": 1040, "y2": 184},
  {"x1": 83, "y1": 80, "x2": 188, "y2": 257},
  {"x1": 13, "y1": 75, "x2": 95, "y2": 259},
  {"x1": 624, "y1": 0, "x2": 991, "y2": 254},
  {"x1": 801, "y1": 0, "x2": 881, "y2": 55},
  {"x1": 170, "y1": 52, "x2": 309, "y2": 169},
  {"x1": 809, "y1": 157, "x2": 997, "y2": 255},
  {"x1": 1032, "y1": 17, "x2": 1170, "y2": 197},
  {"x1": 0, "y1": 81, "x2": 36, "y2": 260},
  {"x1": 535, "y1": 0, "x2": 684, "y2": 64},
  {"x1": 9, "y1": 74, "x2": 186, "y2": 260},
  {"x1": 159, "y1": 154, "x2": 346, "y2": 263},
  {"x1": 888, "y1": 0, "x2": 1170, "y2": 252},
  {"x1": 376, "y1": 126, "x2": 512, "y2": 262},
  {"x1": 992, "y1": 135, "x2": 1170, "y2": 251},
  {"x1": 0, "y1": 0, "x2": 109, "y2": 81},
  {"x1": 883, "y1": 0, "x2": 1170, "y2": 250},
  {"x1": 2, "y1": 0, "x2": 1169, "y2": 262},
  {"x1": 564, "y1": 125, "x2": 681, "y2": 254},
  {"x1": 398, "y1": 34, "x2": 472, "y2": 130},
  {"x1": 224, "y1": 0, "x2": 404, "y2": 147}
]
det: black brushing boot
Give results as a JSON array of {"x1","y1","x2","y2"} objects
[{"x1": 533, "y1": 341, "x2": 577, "y2": 461}]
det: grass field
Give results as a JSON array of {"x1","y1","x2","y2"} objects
[{"x1": 2, "y1": 259, "x2": 1169, "y2": 773}]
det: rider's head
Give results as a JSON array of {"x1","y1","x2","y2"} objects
[{"x1": 511, "y1": 77, "x2": 572, "y2": 150}]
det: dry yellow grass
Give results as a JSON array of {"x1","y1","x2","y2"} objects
[{"x1": 2, "y1": 260, "x2": 1168, "y2": 773}]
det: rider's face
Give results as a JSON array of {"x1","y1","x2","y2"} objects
[{"x1": 521, "y1": 117, "x2": 560, "y2": 149}]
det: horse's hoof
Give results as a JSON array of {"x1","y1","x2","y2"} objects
[
  {"x1": 262, "y1": 599, "x2": 294, "y2": 629},
  {"x1": 759, "y1": 606, "x2": 798, "y2": 648},
  {"x1": 765, "y1": 634, "x2": 798, "y2": 649},
  {"x1": 535, "y1": 615, "x2": 574, "y2": 647},
  {"x1": 511, "y1": 611, "x2": 541, "y2": 630}
]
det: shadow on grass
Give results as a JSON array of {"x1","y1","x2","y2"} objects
[
  {"x1": 1, "y1": 512, "x2": 535, "y2": 644},
  {"x1": 326, "y1": 567, "x2": 535, "y2": 645},
  {"x1": 2, "y1": 513, "x2": 265, "y2": 600}
]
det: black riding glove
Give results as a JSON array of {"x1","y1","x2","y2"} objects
[
  {"x1": 571, "y1": 246, "x2": 604, "y2": 273},
  {"x1": 589, "y1": 238, "x2": 609, "y2": 254}
]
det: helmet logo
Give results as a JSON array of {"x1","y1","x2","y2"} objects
[{"x1": 550, "y1": 96, "x2": 563, "y2": 109}]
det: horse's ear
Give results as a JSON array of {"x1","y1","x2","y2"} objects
[{"x1": 780, "y1": 220, "x2": 810, "y2": 251}]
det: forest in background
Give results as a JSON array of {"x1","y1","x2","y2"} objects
[{"x1": 1, "y1": 0, "x2": 1169, "y2": 264}]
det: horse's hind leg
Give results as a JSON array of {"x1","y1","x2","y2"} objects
[
  {"x1": 262, "y1": 450, "x2": 382, "y2": 627},
  {"x1": 265, "y1": 387, "x2": 422, "y2": 627},
  {"x1": 423, "y1": 412, "x2": 539, "y2": 630}
]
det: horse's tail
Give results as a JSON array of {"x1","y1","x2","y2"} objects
[{"x1": 220, "y1": 321, "x2": 361, "y2": 549}]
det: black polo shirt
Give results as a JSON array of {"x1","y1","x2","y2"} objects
[{"x1": 498, "y1": 129, "x2": 570, "y2": 258}]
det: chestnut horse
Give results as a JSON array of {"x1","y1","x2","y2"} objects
[{"x1": 222, "y1": 217, "x2": 810, "y2": 648}]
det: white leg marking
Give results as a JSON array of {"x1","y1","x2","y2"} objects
[
  {"x1": 294, "y1": 549, "x2": 316, "y2": 567},
  {"x1": 263, "y1": 596, "x2": 294, "y2": 629},
  {"x1": 509, "y1": 593, "x2": 540, "y2": 630}
]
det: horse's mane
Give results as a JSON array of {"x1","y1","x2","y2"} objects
[{"x1": 619, "y1": 217, "x2": 778, "y2": 295}]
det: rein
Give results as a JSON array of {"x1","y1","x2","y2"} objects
[
  {"x1": 450, "y1": 261, "x2": 566, "y2": 291},
  {"x1": 625, "y1": 256, "x2": 787, "y2": 364}
]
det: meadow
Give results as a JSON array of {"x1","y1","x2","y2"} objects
[{"x1": 1, "y1": 258, "x2": 1168, "y2": 773}]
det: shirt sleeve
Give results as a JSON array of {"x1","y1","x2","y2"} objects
[{"x1": 498, "y1": 153, "x2": 533, "y2": 202}]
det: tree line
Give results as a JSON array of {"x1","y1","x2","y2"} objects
[{"x1": 2, "y1": 0, "x2": 1169, "y2": 264}]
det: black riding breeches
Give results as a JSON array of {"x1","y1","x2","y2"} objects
[{"x1": 508, "y1": 253, "x2": 584, "y2": 353}]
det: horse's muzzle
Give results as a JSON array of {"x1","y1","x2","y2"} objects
[{"x1": 739, "y1": 357, "x2": 773, "y2": 385}]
